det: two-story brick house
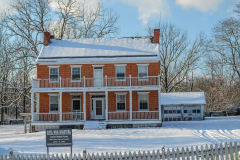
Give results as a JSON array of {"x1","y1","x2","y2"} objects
[{"x1": 31, "y1": 30, "x2": 162, "y2": 131}]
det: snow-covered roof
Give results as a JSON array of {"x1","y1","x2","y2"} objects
[
  {"x1": 36, "y1": 37, "x2": 160, "y2": 64},
  {"x1": 161, "y1": 92, "x2": 206, "y2": 105}
]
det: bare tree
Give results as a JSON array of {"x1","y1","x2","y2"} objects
[
  {"x1": 146, "y1": 23, "x2": 207, "y2": 92},
  {"x1": 210, "y1": 17, "x2": 240, "y2": 81},
  {"x1": 50, "y1": 0, "x2": 120, "y2": 39}
]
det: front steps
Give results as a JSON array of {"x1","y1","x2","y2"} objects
[{"x1": 84, "y1": 121, "x2": 107, "y2": 129}]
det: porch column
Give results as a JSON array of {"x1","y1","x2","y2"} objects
[
  {"x1": 200, "y1": 105, "x2": 204, "y2": 120},
  {"x1": 105, "y1": 91, "x2": 108, "y2": 121},
  {"x1": 129, "y1": 90, "x2": 132, "y2": 120},
  {"x1": 83, "y1": 91, "x2": 86, "y2": 121},
  {"x1": 31, "y1": 91, "x2": 34, "y2": 122},
  {"x1": 59, "y1": 91, "x2": 62, "y2": 121},
  {"x1": 37, "y1": 93, "x2": 40, "y2": 113},
  {"x1": 158, "y1": 89, "x2": 161, "y2": 121}
]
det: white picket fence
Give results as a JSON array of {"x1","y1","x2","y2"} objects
[{"x1": 1, "y1": 141, "x2": 240, "y2": 160}]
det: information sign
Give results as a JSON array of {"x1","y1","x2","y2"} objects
[{"x1": 46, "y1": 129, "x2": 72, "y2": 153}]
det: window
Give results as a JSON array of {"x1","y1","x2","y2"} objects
[
  {"x1": 173, "y1": 110, "x2": 176, "y2": 114},
  {"x1": 177, "y1": 110, "x2": 181, "y2": 114},
  {"x1": 49, "y1": 67, "x2": 59, "y2": 82},
  {"x1": 116, "y1": 95, "x2": 126, "y2": 110},
  {"x1": 71, "y1": 67, "x2": 81, "y2": 81},
  {"x1": 116, "y1": 66, "x2": 125, "y2": 80},
  {"x1": 138, "y1": 65, "x2": 148, "y2": 80},
  {"x1": 169, "y1": 110, "x2": 172, "y2": 114},
  {"x1": 193, "y1": 110, "x2": 196, "y2": 113},
  {"x1": 164, "y1": 110, "x2": 168, "y2": 114},
  {"x1": 184, "y1": 110, "x2": 188, "y2": 113},
  {"x1": 139, "y1": 94, "x2": 148, "y2": 110},
  {"x1": 197, "y1": 109, "x2": 201, "y2": 113},
  {"x1": 50, "y1": 96, "x2": 59, "y2": 112}
]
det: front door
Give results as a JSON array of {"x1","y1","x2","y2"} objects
[
  {"x1": 72, "y1": 99, "x2": 81, "y2": 120},
  {"x1": 94, "y1": 67, "x2": 103, "y2": 87},
  {"x1": 93, "y1": 99, "x2": 104, "y2": 119}
]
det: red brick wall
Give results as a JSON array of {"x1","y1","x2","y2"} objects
[
  {"x1": 39, "y1": 91, "x2": 159, "y2": 115},
  {"x1": 37, "y1": 62, "x2": 160, "y2": 79}
]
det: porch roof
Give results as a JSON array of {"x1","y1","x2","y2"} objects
[{"x1": 161, "y1": 92, "x2": 206, "y2": 105}]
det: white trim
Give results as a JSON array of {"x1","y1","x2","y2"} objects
[
  {"x1": 89, "y1": 93, "x2": 105, "y2": 95},
  {"x1": 92, "y1": 65, "x2": 105, "y2": 67},
  {"x1": 70, "y1": 93, "x2": 82, "y2": 96},
  {"x1": 138, "y1": 93, "x2": 149, "y2": 111},
  {"x1": 138, "y1": 65, "x2": 148, "y2": 81},
  {"x1": 137, "y1": 64, "x2": 149, "y2": 66},
  {"x1": 37, "y1": 60, "x2": 160, "y2": 65},
  {"x1": 115, "y1": 65, "x2": 126, "y2": 81},
  {"x1": 48, "y1": 94, "x2": 59, "y2": 96},
  {"x1": 70, "y1": 65, "x2": 82, "y2": 67},
  {"x1": 49, "y1": 95, "x2": 59, "y2": 113},
  {"x1": 114, "y1": 92, "x2": 127, "y2": 95},
  {"x1": 116, "y1": 94, "x2": 126, "y2": 111},
  {"x1": 48, "y1": 66, "x2": 60, "y2": 68},
  {"x1": 71, "y1": 66, "x2": 81, "y2": 82},
  {"x1": 114, "y1": 64, "x2": 127, "y2": 66},
  {"x1": 137, "y1": 92, "x2": 150, "y2": 94}
]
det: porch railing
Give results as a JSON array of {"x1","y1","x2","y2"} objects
[
  {"x1": 132, "y1": 111, "x2": 159, "y2": 120},
  {"x1": 32, "y1": 76, "x2": 160, "y2": 88},
  {"x1": 108, "y1": 112, "x2": 130, "y2": 120},
  {"x1": 62, "y1": 112, "x2": 84, "y2": 121},
  {"x1": 33, "y1": 113, "x2": 60, "y2": 121}
]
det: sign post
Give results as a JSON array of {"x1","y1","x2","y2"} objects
[{"x1": 46, "y1": 129, "x2": 72, "y2": 154}]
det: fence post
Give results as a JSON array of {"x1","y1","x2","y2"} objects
[
  {"x1": 9, "y1": 151, "x2": 13, "y2": 160},
  {"x1": 83, "y1": 149, "x2": 87, "y2": 160}
]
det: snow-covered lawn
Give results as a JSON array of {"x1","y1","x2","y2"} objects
[{"x1": 0, "y1": 116, "x2": 240, "y2": 155}]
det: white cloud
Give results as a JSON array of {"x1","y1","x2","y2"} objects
[
  {"x1": 175, "y1": 0, "x2": 224, "y2": 12},
  {"x1": 0, "y1": 0, "x2": 10, "y2": 10},
  {"x1": 50, "y1": 0, "x2": 100, "y2": 11},
  {"x1": 120, "y1": 0, "x2": 170, "y2": 24}
]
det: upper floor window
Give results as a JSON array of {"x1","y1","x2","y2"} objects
[
  {"x1": 71, "y1": 66, "x2": 81, "y2": 81},
  {"x1": 138, "y1": 64, "x2": 148, "y2": 80},
  {"x1": 49, "y1": 95, "x2": 59, "y2": 112},
  {"x1": 138, "y1": 93, "x2": 149, "y2": 110},
  {"x1": 115, "y1": 65, "x2": 126, "y2": 81},
  {"x1": 49, "y1": 67, "x2": 59, "y2": 82}
]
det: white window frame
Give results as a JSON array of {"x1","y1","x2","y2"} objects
[
  {"x1": 48, "y1": 94, "x2": 59, "y2": 113},
  {"x1": 71, "y1": 65, "x2": 82, "y2": 82},
  {"x1": 48, "y1": 66, "x2": 60, "y2": 82},
  {"x1": 137, "y1": 92, "x2": 150, "y2": 111},
  {"x1": 115, "y1": 92, "x2": 127, "y2": 111},
  {"x1": 115, "y1": 64, "x2": 126, "y2": 81},
  {"x1": 137, "y1": 64, "x2": 149, "y2": 81},
  {"x1": 71, "y1": 94, "x2": 81, "y2": 112}
]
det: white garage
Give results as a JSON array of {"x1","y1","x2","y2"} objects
[{"x1": 161, "y1": 92, "x2": 206, "y2": 121}]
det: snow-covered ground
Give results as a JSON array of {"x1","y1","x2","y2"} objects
[{"x1": 0, "y1": 116, "x2": 240, "y2": 155}]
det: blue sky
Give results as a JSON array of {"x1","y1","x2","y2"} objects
[
  {"x1": 100, "y1": 0, "x2": 239, "y2": 40},
  {"x1": 0, "y1": 0, "x2": 239, "y2": 40}
]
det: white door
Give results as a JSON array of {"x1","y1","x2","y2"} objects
[
  {"x1": 93, "y1": 99, "x2": 104, "y2": 119},
  {"x1": 94, "y1": 68, "x2": 103, "y2": 87}
]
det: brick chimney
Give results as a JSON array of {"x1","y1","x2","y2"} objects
[
  {"x1": 43, "y1": 32, "x2": 50, "y2": 45},
  {"x1": 153, "y1": 29, "x2": 160, "y2": 43}
]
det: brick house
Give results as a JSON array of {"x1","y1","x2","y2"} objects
[{"x1": 31, "y1": 30, "x2": 162, "y2": 131}]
